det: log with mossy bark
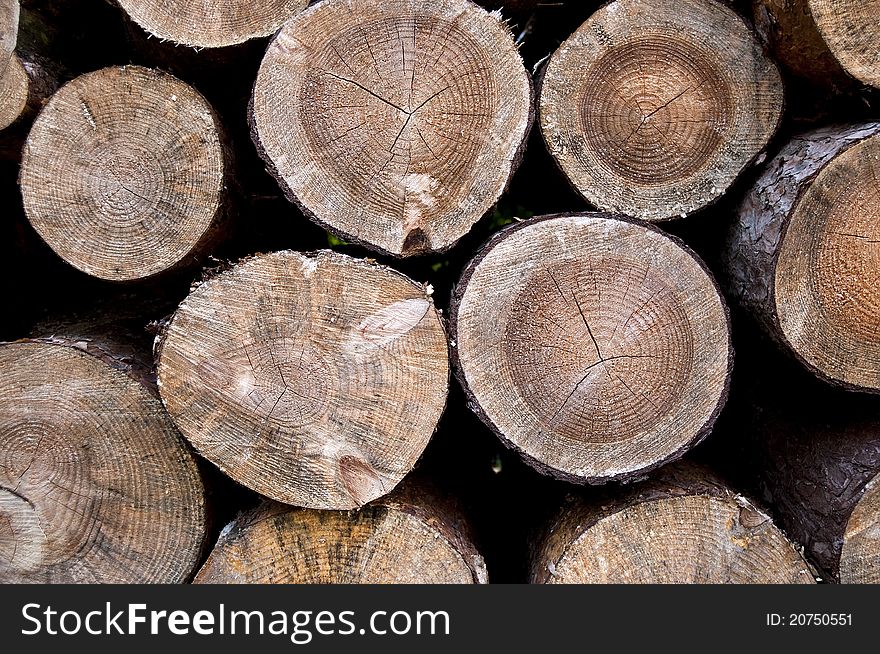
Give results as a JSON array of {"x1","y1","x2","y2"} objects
[
  {"x1": 450, "y1": 213, "x2": 732, "y2": 485},
  {"x1": 531, "y1": 463, "x2": 817, "y2": 584},
  {"x1": 195, "y1": 479, "x2": 488, "y2": 584},
  {"x1": 0, "y1": 338, "x2": 207, "y2": 583},
  {"x1": 539, "y1": 0, "x2": 783, "y2": 222},
  {"x1": 156, "y1": 250, "x2": 450, "y2": 510},
  {"x1": 18, "y1": 65, "x2": 232, "y2": 281},
  {"x1": 250, "y1": 0, "x2": 533, "y2": 257},
  {"x1": 723, "y1": 123, "x2": 880, "y2": 393}
]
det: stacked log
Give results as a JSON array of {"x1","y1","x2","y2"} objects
[
  {"x1": 250, "y1": 0, "x2": 533, "y2": 257},
  {"x1": 1, "y1": 0, "x2": 879, "y2": 587},
  {"x1": 156, "y1": 250, "x2": 449, "y2": 510},
  {"x1": 530, "y1": 463, "x2": 816, "y2": 584},
  {"x1": 195, "y1": 480, "x2": 487, "y2": 584},
  {"x1": 0, "y1": 339, "x2": 206, "y2": 583},
  {"x1": 117, "y1": 0, "x2": 308, "y2": 50},
  {"x1": 19, "y1": 65, "x2": 230, "y2": 281},
  {"x1": 539, "y1": 0, "x2": 783, "y2": 221},
  {"x1": 723, "y1": 123, "x2": 880, "y2": 393},
  {"x1": 450, "y1": 213, "x2": 732, "y2": 484},
  {"x1": 0, "y1": 1, "x2": 60, "y2": 145},
  {"x1": 752, "y1": 1, "x2": 880, "y2": 90}
]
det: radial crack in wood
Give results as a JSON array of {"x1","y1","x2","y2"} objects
[
  {"x1": 539, "y1": 0, "x2": 783, "y2": 221},
  {"x1": 19, "y1": 66, "x2": 229, "y2": 281},
  {"x1": 250, "y1": 0, "x2": 533, "y2": 257},
  {"x1": 450, "y1": 213, "x2": 732, "y2": 484},
  {"x1": 156, "y1": 250, "x2": 449, "y2": 510},
  {"x1": 0, "y1": 340, "x2": 206, "y2": 583}
]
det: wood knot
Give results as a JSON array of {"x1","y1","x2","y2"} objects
[{"x1": 402, "y1": 228, "x2": 429, "y2": 255}]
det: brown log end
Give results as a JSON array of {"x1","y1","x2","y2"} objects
[
  {"x1": 773, "y1": 130, "x2": 880, "y2": 391},
  {"x1": 450, "y1": 213, "x2": 732, "y2": 484},
  {"x1": 194, "y1": 485, "x2": 488, "y2": 584},
  {"x1": 808, "y1": 1, "x2": 880, "y2": 89},
  {"x1": 0, "y1": 52, "x2": 26, "y2": 131},
  {"x1": 840, "y1": 473, "x2": 880, "y2": 583},
  {"x1": 0, "y1": 340, "x2": 206, "y2": 583},
  {"x1": 250, "y1": 0, "x2": 533, "y2": 257},
  {"x1": 117, "y1": 0, "x2": 308, "y2": 49},
  {"x1": 539, "y1": 0, "x2": 783, "y2": 221},
  {"x1": 531, "y1": 464, "x2": 816, "y2": 584},
  {"x1": 19, "y1": 65, "x2": 229, "y2": 281},
  {"x1": 156, "y1": 250, "x2": 449, "y2": 510}
]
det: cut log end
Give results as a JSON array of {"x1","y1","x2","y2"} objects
[
  {"x1": 540, "y1": 0, "x2": 782, "y2": 221},
  {"x1": 0, "y1": 0, "x2": 17, "y2": 78},
  {"x1": 808, "y1": 1, "x2": 880, "y2": 89},
  {"x1": 195, "y1": 495, "x2": 487, "y2": 584},
  {"x1": 535, "y1": 492, "x2": 815, "y2": 584},
  {"x1": 451, "y1": 214, "x2": 731, "y2": 483},
  {"x1": 157, "y1": 250, "x2": 449, "y2": 510},
  {"x1": 19, "y1": 66, "x2": 227, "y2": 281},
  {"x1": 840, "y1": 473, "x2": 880, "y2": 584},
  {"x1": 118, "y1": 0, "x2": 308, "y2": 49},
  {"x1": 251, "y1": 0, "x2": 533, "y2": 257},
  {"x1": 0, "y1": 53, "x2": 27, "y2": 131},
  {"x1": 774, "y1": 133, "x2": 880, "y2": 391},
  {"x1": 0, "y1": 341, "x2": 206, "y2": 583}
]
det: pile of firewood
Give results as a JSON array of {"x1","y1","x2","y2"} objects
[{"x1": 0, "y1": 0, "x2": 878, "y2": 584}]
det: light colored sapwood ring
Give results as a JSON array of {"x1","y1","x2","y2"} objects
[
  {"x1": 0, "y1": 341, "x2": 206, "y2": 583},
  {"x1": 0, "y1": 53, "x2": 26, "y2": 130},
  {"x1": 809, "y1": 0, "x2": 880, "y2": 89},
  {"x1": 546, "y1": 495, "x2": 815, "y2": 584},
  {"x1": 840, "y1": 473, "x2": 880, "y2": 584},
  {"x1": 251, "y1": 0, "x2": 533, "y2": 257},
  {"x1": 539, "y1": 0, "x2": 783, "y2": 221},
  {"x1": 452, "y1": 214, "x2": 731, "y2": 483},
  {"x1": 157, "y1": 250, "x2": 449, "y2": 510},
  {"x1": 774, "y1": 134, "x2": 880, "y2": 391},
  {"x1": 117, "y1": 0, "x2": 308, "y2": 49},
  {"x1": 19, "y1": 66, "x2": 226, "y2": 281},
  {"x1": 194, "y1": 502, "x2": 487, "y2": 584}
]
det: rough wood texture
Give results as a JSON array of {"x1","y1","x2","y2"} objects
[
  {"x1": 842, "y1": 474, "x2": 880, "y2": 584},
  {"x1": 807, "y1": 1, "x2": 880, "y2": 89},
  {"x1": 723, "y1": 123, "x2": 880, "y2": 392},
  {"x1": 194, "y1": 480, "x2": 488, "y2": 584},
  {"x1": 755, "y1": 0, "x2": 880, "y2": 89},
  {"x1": 250, "y1": 0, "x2": 533, "y2": 257},
  {"x1": 751, "y1": 0, "x2": 850, "y2": 89},
  {"x1": 0, "y1": 0, "x2": 18, "y2": 78},
  {"x1": 745, "y1": 391, "x2": 880, "y2": 582},
  {"x1": 0, "y1": 53, "x2": 26, "y2": 130},
  {"x1": 19, "y1": 65, "x2": 230, "y2": 281},
  {"x1": 117, "y1": 0, "x2": 308, "y2": 49},
  {"x1": 531, "y1": 463, "x2": 816, "y2": 584},
  {"x1": 540, "y1": 0, "x2": 783, "y2": 222},
  {"x1": 450, "y1": 213, "x2": 732, "y2": 484},
  {"x1": 0, "y1": 2, "x2": 61, "y2": 149},
  {"x1": 0, "y1": 340, "x2": 206, "y2": 583},
  {"x1": 157, "y1": 250, "x2": 449, "y2": 510}
]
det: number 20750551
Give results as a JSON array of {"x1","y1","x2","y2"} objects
[{"x1": 766, "y1": 614, "x2": 852, "y2": 627}]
